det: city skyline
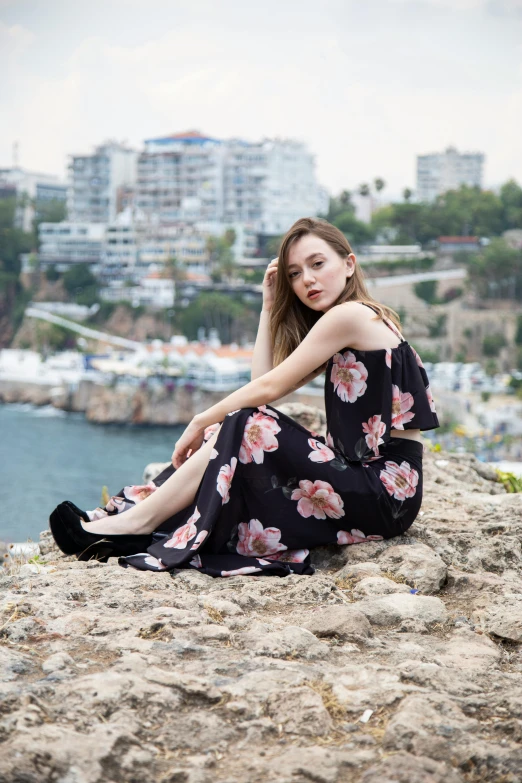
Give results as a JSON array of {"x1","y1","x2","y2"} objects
[{"x1": 1, "y1": 0, "x2": 521, "y2": 199}]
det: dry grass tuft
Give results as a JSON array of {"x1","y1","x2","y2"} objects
[
  {"x1": 382, "y1": 569, "x2": 411, "y2": 586},
  {"x1": 137, "y1": 622, "x2": 172, "y2": 640},
  {"x1": 204, "y1": 605, "x2": 224, "y2": 624},
  {"x1": 306, "y1": 679, "x2": 346, "y2": 723}
]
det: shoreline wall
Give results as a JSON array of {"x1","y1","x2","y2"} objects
[{"x1": 0, "y1": 378, "x2": 325, "y2": 425}]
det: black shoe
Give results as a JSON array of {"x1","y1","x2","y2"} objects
[
  {"x1": 62, "y1": 500, "x2": 90, "y2": 524},
  {"x1": 49, "y1": 502, "x2": 152, "y2": 561}
]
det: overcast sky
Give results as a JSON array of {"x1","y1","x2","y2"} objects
[{"x1": 1, "y1": 0, "x2": 521, "y2": 199}]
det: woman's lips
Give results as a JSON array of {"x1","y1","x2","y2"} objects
[{"x1": 307, "y1": 291, "x2": 321, "y2": 300}]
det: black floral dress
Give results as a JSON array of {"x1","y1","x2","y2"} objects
[{"x1": 86, "y1": 313, "x2": 439, "y2": 577}]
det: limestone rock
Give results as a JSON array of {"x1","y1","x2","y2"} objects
[
  {"x1": 303, "y1": 605, "x2": 373, "y2": 642},
  {"x1": 354, "y1": 593, "x2": 448, "y2": 626},
  {"x1": 334, "y1": 561, "x2": 383, "y2": 581},
  {"x1": 383, "y1": 693, "x2": 479, "y2": 761},
  {"x1": 266, "y1": 687, "x2": 333, "y2": 735},
  {"x1": 377, "y1": 542, "x2": 448, "y2": 594},
  {"x1": 360, "y1": 751, "x2": 464, "y2": 783},
  {"x1": 241, "y1": 625, "x2": 329, "y2": 659},
  {"x1": 352, "y1": 576, "x2": 411, "y2": 598},
  {"x1": 472, "y1": 595, "x2": 522, "y2": 641}
]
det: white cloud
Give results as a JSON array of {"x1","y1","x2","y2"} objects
[{"x1": 0, "y1": 1, "x2": 521, "y2": 194}]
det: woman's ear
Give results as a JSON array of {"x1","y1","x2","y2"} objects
[{"x1": 345, "y1": 253, "x2": 356, "y2": 278}]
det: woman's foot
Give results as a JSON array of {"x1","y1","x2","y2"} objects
[
  {"x1": 81, "y1": 505, "x2": 155, "y2": 536},
  {"x1": 49, "y1": 502, "x2": 153, "y2": 559}
]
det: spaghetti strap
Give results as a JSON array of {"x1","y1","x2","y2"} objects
[{"x1": 358, "y1": 302, "x2": 405, "y2": 343}]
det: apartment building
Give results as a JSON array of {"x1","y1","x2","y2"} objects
[
  {"x1": 68, "y1": 141, "x2": 137, "y2": 223},
  {"x1": 416, "y1": 146, "x2": 485, "y2": 203},
  {"x1": 136, "y1": 131, "x2": 224, "y2": 224},
  {"x1": 135, "y1": 130, "x2": 323, "y2": 235},
  {"x1": 0, "y1": 166, "x2": 67, "y2": 232},
  {"x1": 38, "y1": 222, "x2": 105, "y2": 268}
]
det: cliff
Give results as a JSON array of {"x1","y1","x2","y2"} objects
[{"x1": 0, "y1": 449, "x2": 521, "y2": 782}]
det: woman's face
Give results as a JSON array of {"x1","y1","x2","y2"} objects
[{"x1": 286, "y1": 234, "x2": 355, "y2": 312}]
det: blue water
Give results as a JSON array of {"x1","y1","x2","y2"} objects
[{"x1": 0, "y1": 403, "x2": 183, "y2": 543}]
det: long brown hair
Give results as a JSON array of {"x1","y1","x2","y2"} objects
[{"x1": 270, "y1": 217, "x2": 401, "y2": 367}]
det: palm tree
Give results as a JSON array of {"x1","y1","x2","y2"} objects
[
  {"x1": 403, "y1": 188, "x2": 413, "y2": 202},
  {"x1": 374, "y1": 178, "x2": 386, "y2": 194},
  {"x1": 358, "y1": 184, "x2": 370, "y2": 198}
]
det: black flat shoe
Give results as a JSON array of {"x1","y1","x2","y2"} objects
[{"x1": 49, "y1": 502, "x2": 152, "y2": 561}]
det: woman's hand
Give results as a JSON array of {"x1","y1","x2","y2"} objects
[
  {"x1": 262, "y1": 257, "x2": 279, "y2": 312},
  {"x1": 171, "y1": 419, "x2": 206, "y2": 468}
]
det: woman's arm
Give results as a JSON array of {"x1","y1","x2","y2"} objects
[
  {"x1": 171, "y1": 306, "x2": 351, "y2": 466},
  {"x1": 250, "y1": 308, "x2": 273, "y2": 381},
  {"x1": 195, "y1": 304, "x2": 355, "y2": 429}
]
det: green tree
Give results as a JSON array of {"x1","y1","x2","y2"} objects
[
  {"x1": 500, "y1": 179, "x2": 522, "y2": 230},
  {"x1": 466, "y1": 238, "x2": 522, "y2": 300},
  {"x1": 62, "y1": 263, "x2": 99, "y2": 306},
  {"x1": 180, "y1": 292, "x2": 255, "y2": 344},
  {"x1": 207, "y1": 231, "x2": 238, "y2": 282},
  {"x1": 45, "y1": 264, "x2": 61, "y2": 282},
  {"x1": 515, "y1": 315, "x2": 522, "y2": 345},
  {"x1": 482, "y1": 333, "x2": 507, "y2": 357},
  {"x1": 33, "y1": 198, "x2": 67, "y2": 243},
  {"x1": 414, "y1": 279, "x2": 438, "y2": 304},
  {"x1": 332, "y1": 211, "x2": 374, "y2": 245}
]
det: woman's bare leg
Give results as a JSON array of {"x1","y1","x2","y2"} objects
[{"x1": 81, "y1": 429, "x2": 221, "y2": 536}]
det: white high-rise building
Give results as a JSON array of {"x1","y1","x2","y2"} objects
[
  {"x1": 416, "y1": 146, "x2": 485, "y2": 203},
  {"x1": 135, "y1": 130, "x2": 324, "y2": 235},
  {"x1": 136, "y1": 131, "x2": 225, "y2": 224},
  {"x1": 68, "y1": 141, "x2": 137, "y2": 224}
]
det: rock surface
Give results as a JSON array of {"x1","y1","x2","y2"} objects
[{"x1": 1, "y1": 448, "x2": 522, "y2": 782}]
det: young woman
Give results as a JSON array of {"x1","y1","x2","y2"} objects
[{"x1": 49, "y1": 217, "x2": 439, "y2": 577}]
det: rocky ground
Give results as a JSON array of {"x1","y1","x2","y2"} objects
[{"x1": 1, "y1": 450, "x2": 522, "y2": 782}]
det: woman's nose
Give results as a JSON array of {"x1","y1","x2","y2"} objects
[{"x1": 302, "y1": 269, "x2": 316, "y2": 286}]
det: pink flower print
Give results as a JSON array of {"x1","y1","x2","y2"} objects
[
  {"x1": 164, "y1": 507, "x2": 200, "y2": 549},
  {"x1": 236, "y1": 519, "x2": 287, "y2": 557},
  {"x1": 190, "y1": 554, "x2": 203, "y2": 569},
  {"x1": 106, "y1": 496, "x2": 130, "y2": 514},
  {"x1": 308, "y1": 438, "x2": 335, "y2": 463},
  {"x1": 123, "y1": 482, "x2": 157, "y2": 504},
  {"x1": 385, "y1": 348, "x2": 392, "y2": 369},
  {"x1": 331, "y1": 350, "x2": 368, "y2": 403},
  {"x1": 204, "y1": 423, "x2": 220, "y2": 441},
  {"x1": 257, "y1": 405, "x2": 279, "y2": 418},
  {"x1": 265, "y1": 548, "x2": 310, "y2": 563},
  {"x1": 239, "y1": 412, "x2": 281, "y2": 464},
  {"x1": 411, "y1": 346, "x2": 424, "y2": 368},
  {"x1": 143, "y1": 555, "x2": 168, "y2": 570},
  {"x1": 337, "y1": 529, "x2": 384, "y2": 545},
  {"x1": 362, "y1": 414, "x2": 387, "y2": 457},
  {"x1": 391, "y1": 385, "x2": 415, "y2": 429},
  {"x1": 326, "y1": 432, "x2": 335, "y2": 449},
  {"x1": 216, "y1": 457, "x2": 237, "y2": 504},
  {"x1": 86, "y1": 507, "x2": 109, "y2": 521},
  {"x1": 380, "y1": 460, "x2": 419, "y2": 501},
  {"x1": 221, "y1": 566, "x2": 263, "y2": 577},
  {"x1": 426, "y1": 384, "x2": 436, "y2": 413},
  {"x1": 291, "y1": 480, "x2": 345, "y2": 520},
  {"x1": 190, "y1": 530, "x2": 208, "y2": 550},
  {"x1": 210, "y1": 448, "x2": 218, "y2": 460}
]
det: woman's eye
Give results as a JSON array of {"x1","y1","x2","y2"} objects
[{"x1": 313, "y1": 261, "x2": 323, "y2": 268}]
